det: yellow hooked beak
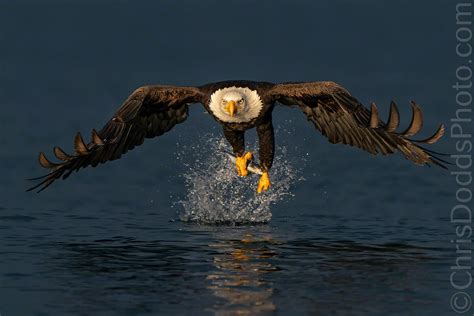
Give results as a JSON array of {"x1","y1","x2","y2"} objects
[{"x1": 225, "y1": 100, "x2": 237, "y2": 117}]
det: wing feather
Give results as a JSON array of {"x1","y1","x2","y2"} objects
[
  {"x1": 28, "y1": 85, "x2": 204, "y2": 192},
  {"x1": 402, "y1": 102, "x2": 423, "y2": 136},
  {"x1": 386, "y1": 101, "x2": 400, "y2": 132},
  {"x1": 268, "y1": 81, "x2": 447, "y2": 168}
]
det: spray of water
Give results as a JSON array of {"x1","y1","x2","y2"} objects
[{"x1": 176, "y1": 133, "x2": 304, "y2": 225}]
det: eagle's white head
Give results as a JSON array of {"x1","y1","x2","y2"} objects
[{"x1": 209, "y1": 86, "x2": 263, "y2": 123}]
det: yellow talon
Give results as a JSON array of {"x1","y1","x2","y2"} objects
[
  {"x1": 257, "y1": 171, "x2": 271, "y2": 193},
  {"x1": 235, "y1": 152, "x2": 253, "y2": 177}
]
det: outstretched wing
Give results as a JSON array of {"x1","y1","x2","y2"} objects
[
  {"x1": 268, "y1": 81, "x2": 447, "y2": 168},
  {"x1": 28, "y1": 85, "x2": 204, "y2": 192}
]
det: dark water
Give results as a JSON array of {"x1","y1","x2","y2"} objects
[{"x1": 0, "y1": 1, "x2": 466, "y2": 315}]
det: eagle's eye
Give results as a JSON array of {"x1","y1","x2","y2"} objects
[
  {"x1": 238, "y1": 99, "x2": 244, "y2": 104},
  {"x1": 222, "y1": 99, "x2": 227, "y2": 104}
]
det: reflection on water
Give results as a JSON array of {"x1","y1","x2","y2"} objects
[
  {"x1": 207, "y1": 231, "x2": 280, "y2": 315},
  {"x1": 12, "y1": 220, "x2": 448, "y2": 315}
]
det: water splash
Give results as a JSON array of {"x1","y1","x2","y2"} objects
[{"x1": 176, "y1": 133, "x2": 304, "y2": 225}]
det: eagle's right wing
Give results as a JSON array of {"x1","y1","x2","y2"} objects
[{"x1": 28, "y1": 85, "x2": 204, "y2": 192}]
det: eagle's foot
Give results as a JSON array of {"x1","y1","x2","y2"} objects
[
  {"x1": 235, "y1": 152, "x2": 253, "y2": 177},
  {"x1": 257, "y1": 171, "x2": 271, "y2": 193}
]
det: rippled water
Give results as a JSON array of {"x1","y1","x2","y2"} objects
[
  {"x1": 0, "y1": 1, "x2": 463, "y2": 315},
  {"x1": 0, "y1": 208, "x2": 453, "y2": 315}
]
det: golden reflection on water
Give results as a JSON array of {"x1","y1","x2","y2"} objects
[{"x1": 207, "y1": 233, "x2": 280, "y2": 315}]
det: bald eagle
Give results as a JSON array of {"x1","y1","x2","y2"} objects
[{"x1": 28, "y1": 80, "x2": 447, "y2": 193}]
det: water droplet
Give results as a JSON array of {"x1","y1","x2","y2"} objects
[{"x1": 175, "y1": 134, "x2": 304, "y2": 225}]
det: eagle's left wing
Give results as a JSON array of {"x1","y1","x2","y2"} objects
[
  {"x1": 28, "y1": 85, "x2": 204, "y2": 192},
  {"x1": 267, "y1": 81, "x2": 448, "y2": 168}
]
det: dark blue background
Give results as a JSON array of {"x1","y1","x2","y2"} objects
[{"x1": 0, "y1": 1, "x2": 466, "y2": 315}]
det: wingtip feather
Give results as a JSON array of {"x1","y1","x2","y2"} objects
[
  {"x1": 402, "y1": 102, "x2": 423, "y2": 136},
  {"x1": 386, "y1": 101, "x2": 400, "y2": 132},
  {"x1": 91, "y1": 129, "x2": 105, "y2": 146},
  {"x1": 369, "y1": 102, "x2": 380, "y2": 128},
  {"x1": 74, "y1": 132, "x2": 90, "y2": 155},
  {"x1": 38, "y1": 152, "x2": 59, "y2": 169}
]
